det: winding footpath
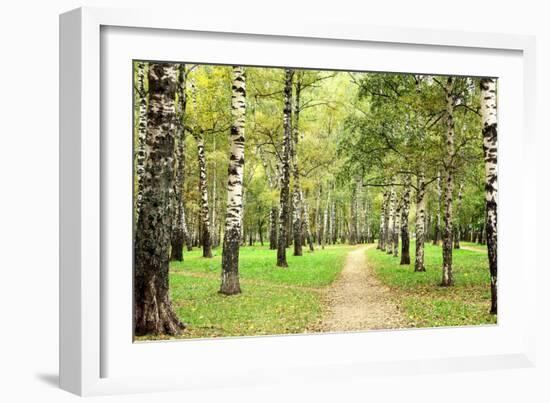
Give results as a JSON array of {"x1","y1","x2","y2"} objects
[{"x1": 313, "y1": 245, "x2": 409, "y2": 332}]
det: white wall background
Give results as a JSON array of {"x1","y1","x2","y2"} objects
[{"x1": 0, "y1": 1, "x2": 547, "y2": 402}]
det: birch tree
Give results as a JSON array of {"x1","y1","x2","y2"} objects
[
  {"x1": 220, "y1": 66, "x2": 246, "y2": 295},
  {"x1": 400, "y1": 174, "x2": 412, "y2": 264},
  {"x1": 135, "y1": 61, "x2": 148, "y2": 220},
  {"x1": 196, "y1": 131, "x2": 213, "y2": 258},
  {"x1": 480, "y1": 77, "x2": 498, "y2": 314},
  {"x1": 441, "y1": 77, "x2": 455, "y2": 287},
  {"x1": 291, "y1": 75, "x2": 303, "y2": 256},
  {"x1": 386, "y1": 187, "x2": 396, "y2": 254},
  {"x1": 414, "y1": 174, "x2": 427, "y2": 272},
  {"x1": 171, "y1": 64, "x2": 190, "y2": 261},
  {"x1": 134, "y1": 63, "x2": 184, "y2": 336},
  {"x1": 277, "y1": 69, "x2": 294, "y2": 267}
]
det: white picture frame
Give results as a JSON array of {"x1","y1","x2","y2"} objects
[{"x1": 60, "y1": 6, "x2": 537, "y2": 396}]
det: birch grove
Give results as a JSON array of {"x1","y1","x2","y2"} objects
[{"x1": 132, "y1": 62, "x2": 499, "y2": 336}]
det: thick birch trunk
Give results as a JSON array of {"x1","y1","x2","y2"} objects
[
  {"x1": 481, "y1": 77, "x2": 498, "y2": 314},
  {"x1": 277, "y1": 69, "x2": 294, "y2": 267},
  {"x1": 135, "y1": 61, "x2": 148, "y2": 221},
  {"x1": 220, "y1": 66, "x2": 246, "y2": 295},
  {"x1": 171, "y1": 64, "x2": 188, "y2": 262},
  {"x1": 134, "y1": 63, "x2": 184, "y2": 336},
  {"x1": 415, "y1": 174, "x2": 427, "y2": 272},
  {"x1": 400, "y1": 175, "x2": 411, "y2": 264},
  {"x1": 441, "y1": 76, "x2": 455, "y2": 287}
]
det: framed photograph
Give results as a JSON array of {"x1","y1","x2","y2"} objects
[{"x1": 60, "y1": 6, "x2": 537, "y2": 396}]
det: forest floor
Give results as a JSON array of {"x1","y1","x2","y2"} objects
[
  {"x1": 310, "y1": 245, "x2": 409, "y2": 332},
  {"x1": 136, "y1": 241, "x2": 494, "y2": 341},
  {"x1": 367, "y1": 241, "x2": 496, "y2": 328}
]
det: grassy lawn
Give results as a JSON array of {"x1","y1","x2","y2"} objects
[
  {"x1": 146, "y1": 244, "x2": 350, "y2": 340},
  {"x1": 366, "y1": 242, "x2": 496, "y2": 328}
]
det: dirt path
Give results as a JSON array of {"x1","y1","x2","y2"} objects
[{"x1": 312, "y1": 245, "x2": 408, "y2": 332}]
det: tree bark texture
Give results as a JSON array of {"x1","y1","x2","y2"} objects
[
  {"x1": 415, "y1": 174, "x2": 427, "y2": 272},
  {"x1": 400, "y1": 175, "x2": 411, "y2": 264},
  {"x1": 433, "y1": 171, "x2": 442, "y2": 245},
  {"x1": 441, "y1": 76, "x2": 455, "y2": 287},
  {"x1": 220, "y1": 66, "x2": 246, "y2": 294},
  {"x1": 277, "y1": 69, "x2": 294, "y2": 267},
  {"x1": 196, "y1": 132, "x2": 213, "y2": 258},
  {"x1": 171, "y1": 64, "x2": 189, "y2": 262},
  {"x1": 291, "y1": 78, "x2": 303, "y2": 256},
  {"x1": 386, "y1": 187, "x2": 396, "y2": 254},
  {"x1": 135, "y1": 61, "x2": 148, "y2": 221},
  {"x1": 481, "y1": 77, "x2": 498, "y2": 314},
  {"x1": 134, "y1": 63, "x2": 184, "y2": 336}
]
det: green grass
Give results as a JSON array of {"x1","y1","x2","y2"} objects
[
  {"x1": 366, "y1": 242, "x2": 496, "y2": 328},
  {"x1": 150, "y1": 244, "x2": 350, "y2": 339}
]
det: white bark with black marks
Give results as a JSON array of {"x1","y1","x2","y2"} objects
[
  {"x1": 415, "y1": 174, "x2": 427, "y2": 272},
  {"x1": 135, "y1": 61, "x2": 148, "y2": 221},
  {"x1": 441, "y1": 76, "x2": 455, "y2": 286},
  {"x1": 134, "y1": 63, "x2": 184, "y2": 336},
  {"x1": 220, "y1": 66, "x2": 246, "y2": 295},
  {"x1": 393, "y1": 193, "x2": 401, "y2": 257},
  {"x1": 433, "y1": 171, "x2": 442, "y2": 245},
  {"x1": 481, "y1": 77, "x2": 498, "y2": 314},
  {"x1": 386, "y1": 187, "x2": 396, "y2": 254},
  {"x1": 277, "y1": 69, "x2": 294, "y2": 267},
  {"x1": 291, "y1": 79, "x2": 303, "y2": 256},
  {"x1": 171, "y1": 64, "x2": 189, "y2": 262},
  {"x1": 301, "y1": 190, "x2": 315, "y2": 251},
  {"x1": 400, "y1": 175, "x2": 411, "y2": 264}
]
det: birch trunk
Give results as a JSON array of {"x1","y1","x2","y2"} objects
[
  {"x1": 277, "y1": 69, "x2": 294, "y2": 267},
  {"x1": 330, "y1": 200, "x2": 336, "y2": 244},
  {"x1": 414, "y1": 174, "x2": 427, "y2": 272},
  {"x1": 291, "y1": 78, "x2": 303, "y2": 256},
  {"x1": 301, "y1": 190, "x2": 315, "y2": 251},
  {"x1": 315, "y1": 185, "x2": 323, "y2": 246},
  {"x1": 433, "y1": 171, "x2": 442, "y2": 245},
  {"x1": 453, "y1": 182, "x2": 464, "y2": 249},
  {"x1": 400, "y1": 175, "x2": 412, "y2": 264},
  {"x1": 386, "y1": 187, "x2": 395, "y2": 254},
  {"x1": 134, "y1": 63, "x2": 184, "y2": 336},
  {"x1": 441, "y1": 76, "x2": 455, "y2": 287},
  {"x1": 349, "y1": 179, "x2": 359, "y2": 245},
  {"x1": 481, "y1": 77, "x2": 498, "y2": 314},
  {"x1": 220, "y1": 66, "x2": 246, "y2": 295},
  {"x1": 379, "y1": 189, "x2": 389, "y2": 250},
  {"x1": 211, "y1": 135, "x2": 218, "y2": 248},
  {"x1": 322, "y1": 186, "x2": 331, "y2": 250},
  {"x1": 393, "y1": 197, "x2": 401, "y2": 257},
  {"x1": 170, "y1": 64, "x2": 188, "y2": 262},
  {"x1": 269, "y1": 207, "x2": 278, "y2": 250},
  {"x1": 196, "y1": 132, "x2": 213, "y2": 258},
  {"x1": 135, "y1": 61, "x2": 148, "y2": 221}
]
